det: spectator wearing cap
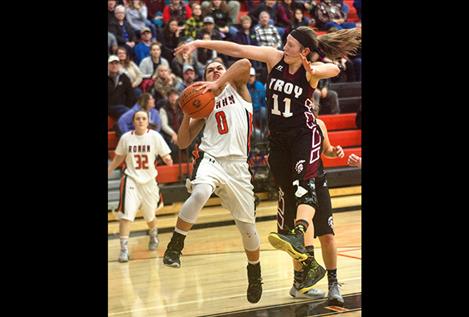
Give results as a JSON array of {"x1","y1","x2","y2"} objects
[
  {"x1": 133, "y1": 27, "x2": 153, "y2": 65},
  {"x1": 139, "y1": 42, "x2": 169, "y2": 79},
  {"x1": 196, "y1": 16, "x2": 223, "y2": 41},
  {"x1": 247, "y1": 67, "x2": 267, "y2": 141},
  {"x1": 117, "y1": 46, "x2": 144, "y2": 98},
  {"x1": 126, "y1": 0, "x2": 158, "y2": 41},
  {"x1": 163, "y1": 0, "x2": 192, "y2": 26},
  {"x1": 108, "y1": 55, "x2": 136, "y2": 120},
  {"x1": 171, "y1": 41, "x2": 203, "y2": 78},
  {"x1": 108, "y1": 5, "x2": 137, "y2": 58},
  {"x1": 184, "y1": 2, "x2": 204, "y2": 40},
  {"x1": 180, "y1": 64, "x2": 197, "y2": 90}
]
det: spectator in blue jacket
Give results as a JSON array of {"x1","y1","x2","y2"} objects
[
  {"x1": 247, "y1": 67, "x2": 267, "y2": 142},
  {"x1": 117, "y1": 93, "x2": 162, "y2": 136}
]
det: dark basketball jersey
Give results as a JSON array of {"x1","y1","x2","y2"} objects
[{"x1": 266, "y1": 57, "x2": 315, "y2": 133}]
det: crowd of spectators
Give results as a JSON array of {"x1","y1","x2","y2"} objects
[{"x1": 108, "y1": 0, "x2": 362, "y2": 162}]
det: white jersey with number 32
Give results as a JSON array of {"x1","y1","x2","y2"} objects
[
  {"x1": 115, "y1": 129, "x2": 171, "y2": 184},
  {"x1": 199, "y1": 84, "x2": 253, "y2": 159}
]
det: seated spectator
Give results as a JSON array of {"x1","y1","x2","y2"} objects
[
  {"x1": 196, "y1": 31, "x2": 218, "y2": 65},
  {"x1": 117, "y1": 93, "x2": 162, "y2": 136},
  {"x1": 108, "y1": 0, "x2": 118, "y2": 27},
  {"x1": 149, "y1": 64, "x2": 184, "y2": 100},
  {"x1": 143, "y1": 0, "x2": 166, "y2": 28},
  {"x1": 247, "y1": 67, "x2": 267, "y2": 142},
  {"x1": 159, "y1": 18, "x2": 184, "y2": 63},
  {"x1": 203, "y1": 0, "x2": 237, "y2": 39},
  {"x1": 184, "y1": 2, "x2": 204, "y2": 40},
  {"x1": 232, "y1": 15, "x2": 258, "y2": 47},
  {"x1": 133, "y1": 27, "x2": 153, "y2": 65},
  {"x1": 126, "y1": 0, "x2": 158, "y2": 40},
  {"x1": 313, "y1": 0, "x2": 356, "y2": 31},
  {"x1": 196, "y1": 16, "x2": 223, "y2": 41},
  {"x1": 163, "y1": 0, "x2": 192, "y2": 26},
  {"x1": 108, "y1": 5, "x2": 137, "y2": 58},
  {"x1": 171, "y1": 41, "x2": 203, "y2": 78},
  {"x1": 254, "y1": 11, "x2": 282, "y2": 49},
  {"x1": 202, "y1": 0, "x2": 241, "y2": 24},
  {"x1": 249, "y1": 0, "x2": 276, "y2": 26},
  {"x1": 158, "y1": 88, "x2": 184, "y2": 156},
  {"x1": 316, "y1": 78, "x2": 340, "y2": 114},
  {"x1": 117, "y1": 46, "x2": 144, "y2": 98},
  {"x1": 108, "y1": 55, "x2": 136, "y2": 120},
  {"x1": 108, "y1": 32, "x2": 118, "y2": 55},
  {"x1": 180, "y1": 64, "x2": 197, "y2": 90},
  {"x1": 139, "y1": 42, "x2": 169, "y2": 79}
]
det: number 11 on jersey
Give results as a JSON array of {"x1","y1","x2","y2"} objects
[{"x1": 271, "y1": 94, "x2": 293, "y2": 118}]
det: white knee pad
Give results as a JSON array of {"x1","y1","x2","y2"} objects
[
  {"x1": 235, "y1": 220, "x2": 260, "y2": 251},
  {"x1": 178, "y1": 183, "x2": 213, "y2": 224}
]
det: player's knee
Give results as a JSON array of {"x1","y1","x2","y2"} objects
[
  {"x1": 293, "y1": 179, "x2": 318, "y2": 209},
  {"x1": 236, "y1": 220, "x2": 260, "y2": 251},
  {"x1": 318, "y1": 233, "x2": 334, "y2": 246}
]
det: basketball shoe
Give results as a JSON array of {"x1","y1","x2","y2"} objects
[
  {"x1": 268, "y1": 229, "x2": 308, "y2": 261},
  {"x1": 148, "y1": 228, "x2": 159, "y2": 251},
  {"x1": 246, "y1": 263, "x2": 262, "y2": 303},
  {"x1": 327, "y1": 281, "x2": 344, "y2": 306},
  {"x1": 163, "y1": 234, "x2": 184, "y2": 268}
]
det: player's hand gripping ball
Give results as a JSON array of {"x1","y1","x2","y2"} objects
[{"x1": 179, "y1": 83, "x2": 215, "y2": 119}]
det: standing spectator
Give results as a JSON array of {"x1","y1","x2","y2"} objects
[
  {"x1": 254, "y1": 11, "x2": 282, "y2": 49},
  {"x1": 108, "y1": 5, "x2": 137, "y2": 57},
  {"x1": 126, "y1": 0, "x2": 158, "y2": 40},
  {"x1": 108, "y1": 110, "x2": 173, "y2": 263},
  {"x1": 108, "y1": 55, "x2": 136, "y2": 120},
  {"x1": 117, "y1": 93, "x2": 162, "y2": 135},
  {"x1": 139, "y1": 43, "x2": 170, "y2": 79},
  {"x1": 163, "y1": 0, "x2": 192, "y2": 26},
  {"x1": 159, "y1": 88, "x2": 184, "y2": 156},
  {"x1": 133, "y1": 27, "x2": 153, "y2": 65},
  {"x1": 117, "y1": 46, "x2": 144, "y2": 98},
  {"x1": 184, "y1": 2, "x2": 204, "y2": 40}
]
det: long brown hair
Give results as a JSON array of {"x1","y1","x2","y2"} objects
[
  {"x1": 295, "y1": 26, "x2": 361, "y2": 61},
  {"x1": 136, "y1": 93, "x2": 153, "y2": 111}
]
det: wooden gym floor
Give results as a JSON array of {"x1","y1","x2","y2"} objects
[{"x1": 108, "y1": 190, "x2": 361, "y2": 317}]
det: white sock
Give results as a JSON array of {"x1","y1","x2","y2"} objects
[
  {"x1": 248, "y1": 259, "x2": 260, "y2": 265},
  {"x1": 175, "y1": 227, "x2": 188, "y2": 236},
  {"x1": 120, "y1": 236, "x2": 129, "y2": 251},
  {"x1": 149, "y1": 227, "x2": 158, "y2": 237}
]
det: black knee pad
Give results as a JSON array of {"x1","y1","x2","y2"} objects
[{"x1": 292, "y1": 179, "x2": 318, "y2": 209}]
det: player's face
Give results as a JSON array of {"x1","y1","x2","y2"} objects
[
  {"x1": 283, "y1": 35, "x2": 303, "y2": 64},
  {"x1": 133, "y1": 112, "x2": 149, "y2": 131},
  {"x1": 205, "y1": 62, "x2": 226, "y2": 81}
]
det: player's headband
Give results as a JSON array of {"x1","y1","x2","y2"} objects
[{"x1": 290, "y1": 29, "x2": 325, "y2": 58}]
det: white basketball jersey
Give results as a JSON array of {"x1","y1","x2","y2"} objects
[
  {"x1": 199, "y1": 84, "x2": 253, "y2": 159},
  {"x1": 115, "y1": 129, "x2": 171, "y2": 184}
]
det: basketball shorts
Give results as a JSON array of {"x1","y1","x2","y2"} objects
[
  {"x1": 117, "y1": 175, "x2": 160, "y2": 222},
  {"x1": 188, "y1": 151, "x2": 256, "y2": 224}
]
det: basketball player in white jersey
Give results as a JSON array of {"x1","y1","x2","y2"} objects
[
  {"x1": 162, "y1": 58, "x2": 263, "y2": 304},
  {"x1": 108, "y1": 110, "x2": 173, "y2": 263}
]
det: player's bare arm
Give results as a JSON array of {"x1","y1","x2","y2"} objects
[
  {"x1": 161, "y1": 154, "x2": 173, "y2": 166},
  {"x1": 108, "y1": 154, "x2": 126, "y2": 176},
  {"x1": 317, "y1": 119, "x2": 344, "y2": 158},
  {"x1": 302, "y1": 57, "x2": 340, "y2": 88},
  {"x1": 175, "y1": 40, "x2": 283, "y2": 72},
  {"x1": 177, "y1": 113, "x2": 205, "y2": 149}
]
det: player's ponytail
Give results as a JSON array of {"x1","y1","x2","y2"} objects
[{"x1": 317, "y1": 28, "x2": 361, "y2": 60}]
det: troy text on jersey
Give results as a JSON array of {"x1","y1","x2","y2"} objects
[{"x1": 268, "y1": 78, "x2": 303, "y2": 99}]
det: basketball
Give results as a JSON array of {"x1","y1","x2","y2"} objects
[{"x1": 179, "y1": 83, "x2": 215, "y2": 119}]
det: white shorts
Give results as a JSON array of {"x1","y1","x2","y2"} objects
[
  {"x1": 188, "y1": 153, "x2": 256, "y2": 224},
  {"x1": 117, "y1": 175, "x2": 160, "y2": 222}
]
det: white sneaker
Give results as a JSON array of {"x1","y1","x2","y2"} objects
[
  {"x1": 148, "y1": 234, "x2": 159, "y2": 251},
  {"x1": 289, "y1": 285, "x2": 326, "y2": 299},
  {"x1": 118, "y1": 249, "x2": 129, "y2": 263}
]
